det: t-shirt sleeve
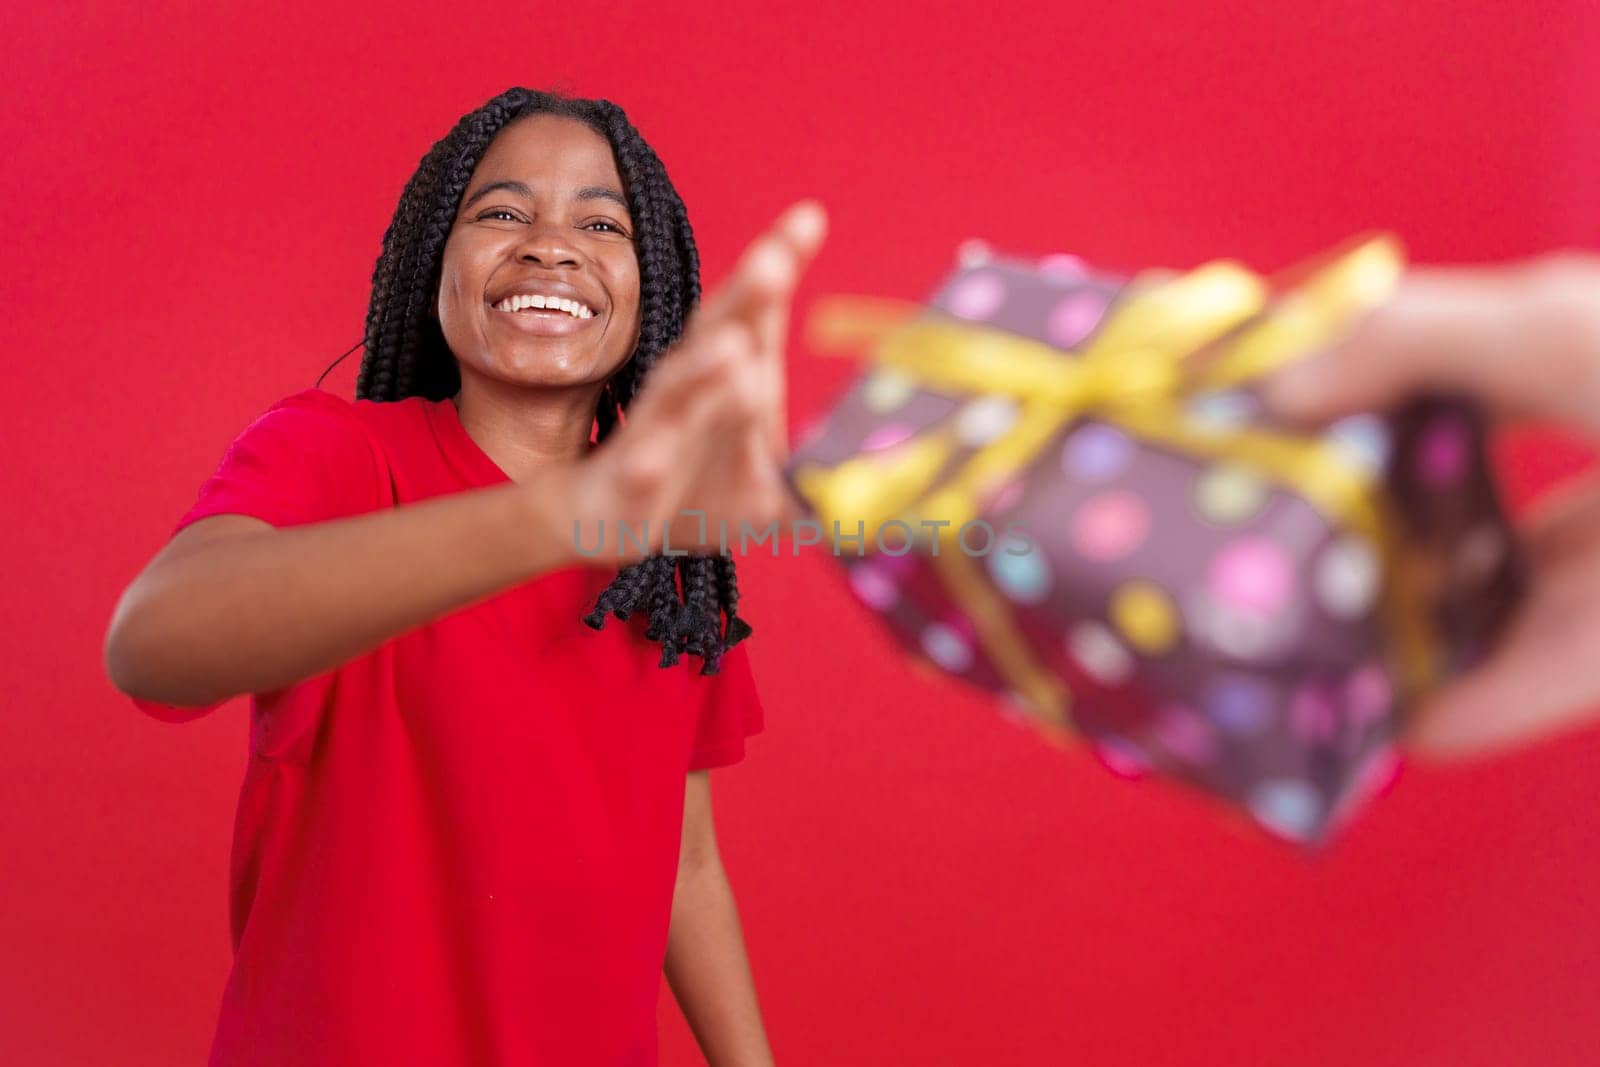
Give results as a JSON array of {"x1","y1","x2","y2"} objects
[
  {"x1": 131, "y1": 388, "x2": 384, "y2": 723},
  {"x1": 166, "y1": 387, "x2": 385, "y2": 537},
  {"x1": 686, "y1": 641, "x2": 766, "y2": 771}
]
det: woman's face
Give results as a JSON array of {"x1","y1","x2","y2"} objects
[{"x1": 436, "y1": 114, "x2": 642, "y2": 391}]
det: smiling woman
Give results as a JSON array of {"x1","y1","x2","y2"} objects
[
  {"x1": 354, "y1": 91, "x2": 743, "y2": 672},
  {"x1": 438, "y1": 119, "x2": 640, "y2": 384},
  {"x1": 105, "y1": 85, "x2": 825, "y2": 1066}
]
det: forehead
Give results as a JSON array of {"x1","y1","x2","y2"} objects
[{"x1": 472, "y1": 114, "x2": 624, "y2": 192}]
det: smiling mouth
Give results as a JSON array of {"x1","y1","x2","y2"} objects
[
  {"x1": 491, "y1": 293, "x2": 596, "y2": 319},
  {"x1": 486, "y1": 302, "x2": 601, "y2": 340}
]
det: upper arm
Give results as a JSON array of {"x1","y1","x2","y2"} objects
[
  {"x1": 150, "y1": 513, "x2": 275, "y2": 568},
  {"x1": 117, "y1": 387, "x2": 380, "y2": 628},
  {"x1": 169, "y1": 388, "x2": 384, "y2": 532},
  {"x1": 108, "y1": 389, "x2": 379, "y2": 708},
  {"x1": 106, "y1": 515, "x2": 275, "y2": 689}
]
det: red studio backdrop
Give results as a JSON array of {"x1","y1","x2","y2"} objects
[{"x1": 4, "y1": 3, "x2": 1599, "y2": 1064}]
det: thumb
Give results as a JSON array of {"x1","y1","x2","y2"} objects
[
  {"x1": 1402, "y1": 640, "x2": 1600, "y2": 763},
  {"x1": 1255, "y1": 346, "x2": 1354, "y2": 426},
  {"x1": 1258, "y1": 263, "x2": 1588, "y2": 428},
  {"x1": 1256, "y1": 281, "x2": 1477, "y2": 425}
]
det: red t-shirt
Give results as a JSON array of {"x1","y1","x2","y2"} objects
[{"x1": 131, "y1": 387, "x2": 764, "y2": 1066}]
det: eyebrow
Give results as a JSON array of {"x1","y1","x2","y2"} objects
[{"x1": 460, "y1": 179, "x2": 630, "y2": 212}]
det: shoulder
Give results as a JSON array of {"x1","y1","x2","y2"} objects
[
  {"x1": 240, "y1": 387, "x2": 365, "y2": 440},
  {"x1": 225, "y1": 388, "x2": 377, "y2": 463},
  {"x1": 248, "y1": 388, "x2": 430, "y2": 454},
  {"x1": 289, "y1": 389, "x2": 443, "y2": 450},
  {"x1": 244, "y1": 388, "x2": 453, "y2": 477},
  {"x1": 170, "y1": 388, "x2": 394, "y2": 532},
  {"x1": 270, "y1": 386, "x2": 356, "y2": 411}
]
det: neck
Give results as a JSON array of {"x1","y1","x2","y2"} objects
[{"x1": 451, "y1": 371, "x2": 601, "y2": 482}]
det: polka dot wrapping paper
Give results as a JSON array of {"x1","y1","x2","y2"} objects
[{"x1": 787, "y1": 238, "x2": 1526, "y2": 846}]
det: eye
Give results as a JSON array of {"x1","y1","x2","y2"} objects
[
  {"x1": 476, "y1": 209, "x2": 523, "y2": 222},
  {"x1": 584, "y1": 220, "x2": 629, "y2": 235}
]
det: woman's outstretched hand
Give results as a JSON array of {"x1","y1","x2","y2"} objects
[
  {"x1": 570, "y1": 200, "x2": 828, "y2": 562},
  {"x1": 1261, "y1": 253, "x2": 1600, "y2": 761}
]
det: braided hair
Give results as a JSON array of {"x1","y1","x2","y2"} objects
[{"x1": 324, "y1": 87, "x2": 751, "y2": 675}]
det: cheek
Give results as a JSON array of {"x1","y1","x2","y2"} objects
[
  {"x1": 434, "y1": 277, "x2": 462, "y2": 346},
  {"x1": 435, "y1": 242, "x2": 482, "y2": 332},
  {"x1": 435, "y1": 283, "x2": 487, "y2": 369},
  {"x1": 614, "y1": 261, "x2": 644, "y2": 336}
]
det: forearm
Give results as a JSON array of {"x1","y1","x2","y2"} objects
[
  {"x1": 664, "y1": 857, "x2": 773, "y2": 1067},
  {"x1": 106, "y1": 464, "x2": 583, "y2": 706}
]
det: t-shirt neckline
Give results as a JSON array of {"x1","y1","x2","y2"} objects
[
  {"x1": 426, "y1": 394, "x2": 602, "y2": 491},
  {"x1": 422, "y1": 396, "x2": 620, "y2": 590},
  {"x1": 427, "y1": 395, "x2": 512, "y2": 488}
]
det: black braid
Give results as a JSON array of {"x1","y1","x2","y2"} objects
[
  {"x1": 714, "y1": 554, "x2": 753, "y2": 649},
  {"x1": 673, "y1": 556, "x2": 724, "y2": 672},
  {"x1": 326, "y1": 86, "x2": 748, "y2": 675}
]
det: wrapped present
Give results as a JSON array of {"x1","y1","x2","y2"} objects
[{"x1": 785, "y1": 237, "x2": 1525, "y2": 845}]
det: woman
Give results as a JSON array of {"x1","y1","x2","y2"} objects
[{"x1": 105, "y1": 86, "x2": 824, "y2": 1066}]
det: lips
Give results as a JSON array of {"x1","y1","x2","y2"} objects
[
  {"x1": 487, "y1": 277, "x2": 601, "y2": 319},
  {"x1": 486, "y1": 299, "x2": 595, "y2": 335},
  {"x1": 492, "y1": 292, "x2": 595, "y2": 318}
]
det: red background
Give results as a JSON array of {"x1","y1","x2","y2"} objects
[{"x1": 4, "y1": 2, "x2": 1599, "y2": 1064}]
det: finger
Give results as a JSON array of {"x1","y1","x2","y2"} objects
[
  {"x1": 665, "y1": 202, "x2": 824, "y2": 478},
  {"x1": 677, "y1": 203, "x2": 825, "y2": 460},
  {"x1": 1402, "y1": 639, "x2": 1600, "y2": 762},
  {"x1": 1402, "y1": 478, "x2": 1600, "y2": 761},
  {"x1": 659, "y1": 325, "x2": 763, "y2": 459},
  {"x1": 635, "y1": 348, "x2": 758, "y2": 545},
  {"x1": 694, "y1": 200, "x2": 828, "y2": 339},
  {"x1": 774, "y1": 471, "x2": 809, "y2": 527},
  {"x1": 730, "y1": 420, "x2": 798, "y2": 536},
  {"x1": 748, "y1": 283, "x2": 797, "y2": 464},
  {"x1": 750, "y1": 200, "x2": 828, "y2": 353},
  {"x1": 743, "y1": 203, "x2": 825, "y2": 457},
  {"x1": 1259, "y1": 257, "x2": 1600, "y2": 431},
  {"x1": 606, "y1": 331, "x2": 751, "y2": 545},
  {"x1": 668, "y1": 373, "x2": 779, "y2": 553},
  {"x1": 625, "y1": 320, "x2": 752, "y2": 427}
]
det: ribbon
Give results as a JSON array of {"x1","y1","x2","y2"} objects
[{"x1": 794, "y1": 235, "x2": 1437, "y2": 729}]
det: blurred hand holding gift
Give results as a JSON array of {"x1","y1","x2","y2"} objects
[{"x1": 785, "y1": 237, "x2": 1526, "y2": 845}]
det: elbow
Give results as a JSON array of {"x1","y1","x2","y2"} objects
[
  {"x1": 104, "y1": 581, "x2": 226, "y2": 711},
  {"x1": 104, "y1": 584, "x2": 171, "y2": 703}
]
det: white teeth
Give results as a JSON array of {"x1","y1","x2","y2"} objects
[{"x1": 494, "y1": 293, "x2": 595, "y2": 318}]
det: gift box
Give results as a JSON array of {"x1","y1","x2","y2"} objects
[{"x1": 785, "y1": 237, "x2": 1525, "y2": 844}]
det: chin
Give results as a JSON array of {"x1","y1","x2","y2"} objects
[{"x1": 483, "y1": 353, "x2": 603, "y2": 389}]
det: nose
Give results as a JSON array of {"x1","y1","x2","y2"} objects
[{"x1": 515, "y1": 220, "x2": 582, "y2": 269}]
